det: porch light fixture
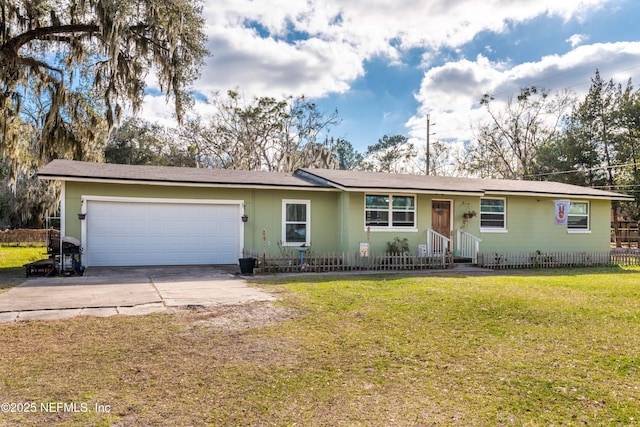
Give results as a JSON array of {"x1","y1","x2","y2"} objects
[
  {"x1": 241, "y1": 214, "x2": 249, "y2": 223},
  {"x1": 78, "y1": 213, "x2": 86, "y2": 220}
]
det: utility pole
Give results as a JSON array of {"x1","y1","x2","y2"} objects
[{"x1": 426, "y1": 114, "x2": 435, "y2": 175}]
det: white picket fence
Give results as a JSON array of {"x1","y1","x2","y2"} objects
[
  {"x1": 478, "y1": 250, "x2": 640, "y2": 269},
  {"x1": 242, "y1": 249, "x2": 640, "y2": 273},
  {"x1": 243, "y1": 250, "x2": 450, "y2": 273}
]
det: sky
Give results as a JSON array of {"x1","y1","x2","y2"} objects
[{"x1": 139, "y1": 0, "x2": 640, "y2": 170}]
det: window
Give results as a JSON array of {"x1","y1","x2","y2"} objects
[
  {"x1": 568, "y1": 201, "x2": 589, "y2": 230},
  {"x1": 365, "y1": 195, "x2": 415, "y2": 228},
  {"x1": 282, "y1": 200, "x2": 310, "y2": 246},
  {"x1": 480, "y1": 198, "x2": 506, "y2": 230}
]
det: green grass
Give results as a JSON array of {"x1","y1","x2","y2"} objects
[
  {"x1": 1, "y1": 268, "x2": 639, "y2": 426},
  {"x1": 0, "y1": 246, "x2": 48, "y2": 292}
]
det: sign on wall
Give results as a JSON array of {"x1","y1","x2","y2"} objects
[
  {"x1": 418, "y1": 244, "x2": 428, "y2": 257},
  {"x1": 554, "y1": 200, "x2": 570, "y2": 225},
  {"x1": 359, "y1": 242, "x2": 369, "y2": 257}
]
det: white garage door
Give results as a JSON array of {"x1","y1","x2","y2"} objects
[{"x1": 84, "y1": 199, "x2": 242, "y2": 266}]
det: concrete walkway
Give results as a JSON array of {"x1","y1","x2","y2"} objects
[{"x1": 0, "y1": 266, "x2": 276, "y2": 323}]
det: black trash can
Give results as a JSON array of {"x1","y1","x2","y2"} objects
[{"x1": 238, "y1": 257, "x2": 257, "y2": 274}]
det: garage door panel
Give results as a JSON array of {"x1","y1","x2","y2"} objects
[{"x1": 85, "y1": 200, "x2": 241, "y2": 267}]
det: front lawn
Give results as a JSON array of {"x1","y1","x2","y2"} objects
[
  {"x1": 0, "y1": 246, "x2": 47, "y2": 292},
  {"x1": 0, "y1": 268, "x2": 639, "y2": 426}
]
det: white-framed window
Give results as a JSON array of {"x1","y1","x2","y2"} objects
[
  {"x1": 480, "y1": 198, "x2": 506, "y2": 231},
  {"x1": 365, "y1": 194, "x2": 415, "y2": 229},
  {"x1": 568, "y1": 201, "x2": 589, "y2": 231},
  {"x1": 282, "y1": 200, "x2": 310, "y2": 246}
]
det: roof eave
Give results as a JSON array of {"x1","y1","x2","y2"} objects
[
  {"x1": 326, "y1": 186, "x2": 484, "y2": 196},
  {"x1": 37, "y1": 174, "x2": 339, "y2": 192},
  {"x1": 484, "y1": 190, "x2": 634, "y2": 201}
]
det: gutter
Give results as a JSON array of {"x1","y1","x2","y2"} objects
[
  {"x1": 36, "y1": 174, "x2": 340, "y2": 192},
  {"x1": 484, "y1": 190, "x2": 634, "y2": 201}
]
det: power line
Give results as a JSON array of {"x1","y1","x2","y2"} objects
[
  {"x1": 592, "y1": 184, "x2": 640, "y2": 189},
  {"x1": 524, "y1": 162, "x2": 639, "y2": 178}
]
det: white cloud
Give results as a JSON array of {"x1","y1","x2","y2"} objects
[
  {"x1": 566, "y1": 33, "x2": 588, "y2": 48},
  {"x1": 191, "y1": 0, "x2": 610, "y2": 100},
  {"x1": 408, "y1": 55, "x2": 503, "y2": 145},
  {"x1": 200, "y1": 27, "x2": 363, "y2": 98},
  {"x1": 137, "y1": 0, "x2": 616, "y2": 137},
  {"x1": 407, "y1": 41, "x2": 640, "y2": 152}
]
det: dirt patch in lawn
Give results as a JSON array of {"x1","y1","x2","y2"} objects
[
  {"x1": 172, "y1": 301, "x2": 300, "y2": 333},
  {"x1": 169, "y1": 302, "x2": 305, "y2": 366}
]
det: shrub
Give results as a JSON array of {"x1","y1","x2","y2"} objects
[{"x1": 387, "y1": 237, "x2": 410, "y2": 254}]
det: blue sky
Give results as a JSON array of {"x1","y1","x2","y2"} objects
[{"x1": 140, "y1": 0, "x2": 640, "y2": 172}]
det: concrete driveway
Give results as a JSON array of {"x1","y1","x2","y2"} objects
[{"x1": 0, "y1": 265, "x2": 276, "y2": 323}]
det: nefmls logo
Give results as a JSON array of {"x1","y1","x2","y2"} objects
[{"x1": 41, "y1": 402, "x2": 89, "y2": 413}]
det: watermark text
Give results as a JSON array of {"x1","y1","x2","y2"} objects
[{"x1": 1, "y1": 401, "x2": 111, "y2": 414}]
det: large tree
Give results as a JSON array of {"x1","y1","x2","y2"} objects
[
  {"x1": 533, "y1": 72, "x2": 640, "y2": 189},
  {"x1": 332, "y1": 137, "x2": 364, "y2": 170},
  {"x1": 104, "y1": 117, "x2": 194, "y2": 167},
  {"x1": 363, "y1": 134, "x2": 416, "y2": 173},
  {"x1": 613, "y1": 78, "x2": 640, "y2": 220},
  {"x1": 188, "y1": 90, "x2": 340, "y2": 171},
  {"x1": 464, "y1": 86, "x2": 574, "y2": 179},
  {"x1": 531, "y1": 71, "x2": 640, "y2": 240},
  {"x1": 533, "y1": 74, "x2": 622, "y2": 188},
  {"x1": 0, "y1": 0, "x2": 208, "y2": 178}
]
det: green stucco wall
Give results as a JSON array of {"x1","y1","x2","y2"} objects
[
  {"x1": 64, "y1": 181, "x2": 612, "y2": 258},
  {"x1": 63, "y1": 181, "x2": 341, "y2": 257},
  {"x1": 475, "y1": 197, "x2": 612, "y2": 253},
  {"x1": 337, "y1": 192, "x2": 435, "y2": 254},
  {"x1": 335, "y1": 192, "x2": 611, "y2": 255}
]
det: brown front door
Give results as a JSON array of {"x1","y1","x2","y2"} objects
[{"x1": 432, "y1": 200, "x2": 451, "y2": 239}]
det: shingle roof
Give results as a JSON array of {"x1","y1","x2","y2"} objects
[
  {"x1": 38, "y1": 159, "x2": 322, "y2": 188},
  {"x1": 296, "y1": 168, "x2": 632, "y2": 200},
  {"x1": 38, "y1": 160, "x2": 632, "y2": 200},
  {"x1": 295, "y1": 168, "x2": 484, "y2": 193}
]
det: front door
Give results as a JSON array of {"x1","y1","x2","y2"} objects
[{"x1": 432, "y1": 200, "x2": 451, "y2": 240}]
